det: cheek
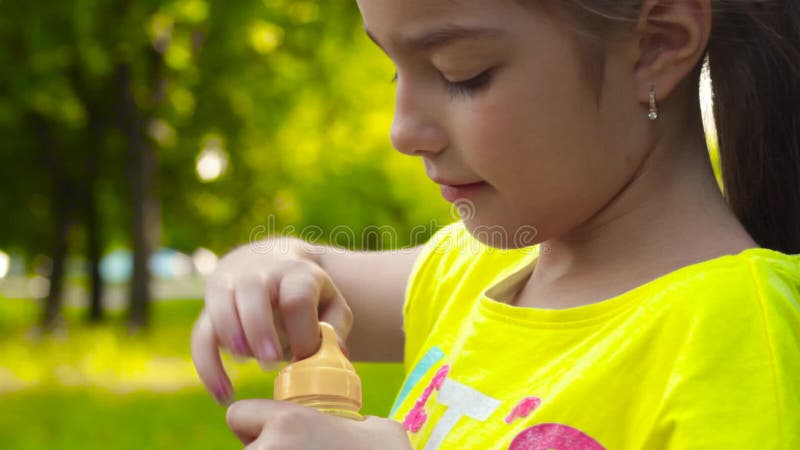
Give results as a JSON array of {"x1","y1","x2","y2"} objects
[
  {"x1": 455, "y1": 57, "x2": 631, "y2": 238},
  {"x1": 467, "y1": 61, "x2": 605, "y2": 194}
]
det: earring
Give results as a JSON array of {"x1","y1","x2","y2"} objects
[{"x1": 648, "y1": 83, "x2": 658, "y2": 121}]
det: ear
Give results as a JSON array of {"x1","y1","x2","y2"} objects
[{"x1": 633, "y1": 0, "x2": 711, "y2": 105}]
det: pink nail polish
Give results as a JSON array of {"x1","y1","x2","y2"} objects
[
  {"x1": 257, "y1": 340, "x2": 278, "y2": 361},
  {"x1": 233, "y1": 334, "x2": 250, "y2": 355},
  {"x1": 214, "y1": 381, "x2": 232, "y2": 405}
]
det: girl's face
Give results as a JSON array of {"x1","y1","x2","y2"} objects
[{"x1": 357, "y1": 0, "x2": 649, "y2": 248}]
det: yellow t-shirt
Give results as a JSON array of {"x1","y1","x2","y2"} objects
[{"x1": 389, "y1": 221, "x2": 800, "y2": 450}]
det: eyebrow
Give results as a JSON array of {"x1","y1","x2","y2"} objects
[{"x1": 364, "y1": 23, "x2": 506, "y2": 53}]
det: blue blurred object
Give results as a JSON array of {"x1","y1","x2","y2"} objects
[
  {"x1": 99, "y1": 248, "x2": 194, "y2": 282},
  {"x1": 149, "y1": 248, "x2": 194, "y2": 279},
  {"x1": 99, "y1": 250, "x2": 133, "y2": 283}
]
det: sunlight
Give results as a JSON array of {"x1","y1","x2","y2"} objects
[
  {"x1": 192, "y1": 247, "x2": 218, "y2": 276},
  {"x1": 699, "y1": 57, "x2": 718, "y2": 150},
  {"x1": 0, "y1": 324, "x2": 269, "y2": 394},
  {"x1": 195, "y1": 139, "x2": 228, "y2": 182},
  {"x1": 249, "y1": 20, "x2": 284, "y2": 54},
  {"x1": 0, "y1": 250, "x2": 9, "y2": 278},
  {"x1": 699, "y1": 57, "x2": 723, "y2": 190}
]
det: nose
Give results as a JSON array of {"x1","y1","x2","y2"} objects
[{"x1": 389, "y1": 78, "x2": 448, "y2": 157}]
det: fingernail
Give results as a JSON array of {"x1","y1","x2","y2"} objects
[
  {"x1": 257, "y1": 340, "x2": 278, "y2": 362},
  {"x1": 258, "y1": 340, "x2": 278, "y2": 361},
  {"x1": 233, "y1": 334, "x2": 250, "y2": 355},
  {"x1": 213, "y1": 381, "x2": 233, "y2": 406}
]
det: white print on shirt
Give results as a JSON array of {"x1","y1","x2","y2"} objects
[
  {"x1": 423, "y1": 378, "x2": 502, "y2": 450},
  {"x1": 401, "y1": 363, "x2": 606, "y2": 450}
]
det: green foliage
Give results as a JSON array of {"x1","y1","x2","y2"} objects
[
  {"x1": 150, "y1": 0, "x2": 454, "y2": 254},
  {"x1": 0, "y1": 0, "x2": 453, "y2": 263}
]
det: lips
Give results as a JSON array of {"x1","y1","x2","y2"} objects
[
  {"x1": 439, "y1": 181, "x2": 485, "y2": 188},
  {"x1": 439, "y1": 181, "x2": 488, "y2": 202},
  {"x1": 430, "y1": 176, "x2": 484, "y2": 186}
]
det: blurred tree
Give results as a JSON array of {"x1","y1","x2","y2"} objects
[
  {"x1": 0, "y1": 0, "x2": 116, "y2": 330},
  {"x1": 0, "y1": 0, "x2": 452, "y2": 332},
  {"x1": 0, "y1": 0, "x2": 163, "y2": 330},
  {"x1": 113, "y1": 0, "x2": 165, "y2": 331}
]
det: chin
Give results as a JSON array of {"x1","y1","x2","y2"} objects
[{"x1": 461, "y1": 217, "x2": 541, "y2": 250}]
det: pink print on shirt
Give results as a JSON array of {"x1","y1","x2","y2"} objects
[
  {"x1": 505, "y1": 396, "x2": 542, "y2": 424},
  {"x1": 401, "y1": 362, "x2": 605, "y2": 450},
  {"x1": 403, "y1": 365, "x2": 450, "y2": 432},
  {"x1": 509, "y1": 424, "x2": 606, "y2": 450}
]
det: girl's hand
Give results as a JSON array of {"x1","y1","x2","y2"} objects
[
  {"x1": 226, "y1": 399, "x2": 411, "y2": 450},
  {"x1": 190, "y1": 237, "x2": 353, "y2": 406}
]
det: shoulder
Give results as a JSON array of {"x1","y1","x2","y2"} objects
[
  {"x1": 651, "y1": 248, "x2": 800, "y2": 356},
  {"x1": 738, "y1": 248, "x2": 800, "y2": 306},
  {"x1": 637, "y1": 248, "x2": 800, "y2": 391},
  {"x1": 654, "y1": 247, "x2": 800, "y2": 319},
  {"x1": 646, "y1": 249, "x2": 800, "y2": 447}
]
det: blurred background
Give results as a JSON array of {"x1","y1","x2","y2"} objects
[
  {"x1": 0, "y1": 0, "x2": 722, "y2": 448},
  {"x1": 0, "y1": 0, "x2": 456, "y2": 448}
]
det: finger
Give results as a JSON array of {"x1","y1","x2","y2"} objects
[
  {"x1": 190, "y1": 310, "x2": 234, "y2": 406},
  {"x1": 277, "y1": 267, "x2": 321, "y2": 359},
  {"x1": 228, "y1": 399, "x2": 322, "y2": 437},
  {"x1": 243, "y1": 436, "x2": 265, "y2": 450},
  {"x1": 236, "y1": 433, "x2": 258, "y2": 447},
  {"x1": 317, "y1": 276, "x2": 354, "y2": 356},
  {"x1": 273, "y1": 311, "x2": 291, "y2": 356},
  {"x1": 228, "y1": 405, "x2": 260, "y2": 446},
  {"x1": 226, "y1": 399, "x2": 275, "y2": 443},
  {"x1": 205, "y1": 276, "x2": 251, "y2": 357},
  {"x1": 234, "y1": 275, "x2": 283, "y2": 368},
  {"x1": 231, "y1": 420, "x2": 258, "y2": 447}
]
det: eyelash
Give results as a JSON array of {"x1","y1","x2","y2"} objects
[{"x1": 389, "y1": 70, "x2": 493, "y2": 98}]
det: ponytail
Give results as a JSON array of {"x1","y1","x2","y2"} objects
[{"x1": 707, "y1": 0, "x2": 800, "y2": 254}]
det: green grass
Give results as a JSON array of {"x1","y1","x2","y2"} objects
[{"x1": 0, "y1": 298, "x2": 405, "y2": 449}]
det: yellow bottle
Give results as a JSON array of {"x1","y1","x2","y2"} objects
[{"x1": 273, "y1": 322, "x2": 364, "y2": 421}]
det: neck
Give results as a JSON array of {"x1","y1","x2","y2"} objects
[{"x1": 529, "y1": 123, "x2": 757, "y2": 289}]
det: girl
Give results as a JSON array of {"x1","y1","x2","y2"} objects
[{"x1": 191, "y1": 0, "x2": 800, "y2": 448}]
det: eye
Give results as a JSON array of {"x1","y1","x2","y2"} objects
[
  {"x1": 443, "y1": 70, "x2": 493, "y2": 98},
  {"x1": 389, "y1": 69, "x2": 494, "y2": 98}
]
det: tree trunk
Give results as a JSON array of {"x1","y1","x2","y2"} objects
[
  {"x1": 128, "y1": 139, "x2": 159, "y2": 332},
  {"x1": 43, "y1": 195, "x2": 71, "y2": 331},
  {"x1": 84, "y1": 101, "x2": 106, "y2": 324},
  {"x1": 68, "y1": 63, "x2": 109, "y2": 325},
  {"x1": 32, "y1": 113, "x2": 73, "y2": 332},
  {"x1": 85, "y1": 159, "x2": 104, "y2": 324},
  {"x1": 116, "y1": 62, "x2": 159, "y2": 332}
]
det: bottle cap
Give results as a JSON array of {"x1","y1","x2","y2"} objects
[{"x1": 273, "y1": 322, "x2": 362, "y2": 409}]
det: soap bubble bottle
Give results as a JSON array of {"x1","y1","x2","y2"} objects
[{"x1": 273, "y1": 321, "x2": 364, "y2": 420}]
